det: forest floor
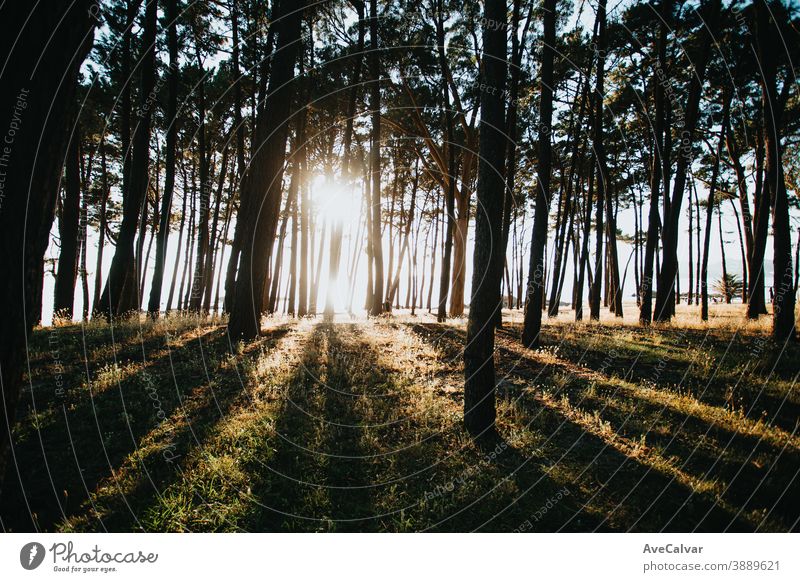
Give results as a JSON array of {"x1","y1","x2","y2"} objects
[{"x1": 2, "y1": 304, "x2": 798, "y2": 532}]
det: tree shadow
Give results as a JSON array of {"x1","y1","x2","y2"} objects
[
  {"x1": 1, "y1": 322, "x2": 290, "y2": 532},
  {"x1": 405, "y1": 322, "x2": 772, "y2": 531},
  {"x1": 244, "y1": 323, "x2": 379, "y2": 531}
]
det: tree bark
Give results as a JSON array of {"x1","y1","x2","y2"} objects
[
  {"x1": 367, "y1": 0, "x2": 384, "y2": 315},
  {"x1": 653, "y1": 0, "x2": 719, "y2": 322},
  {"x1": 0, "y1": 0, "x2": 95, "y2": 498},
  {"x1": 464, "y1": 0, "x2": 507, "y2": 437},
  {"x1": 228, "y1": 0, "x2": 305, "y2": 339},
  {"x1": 640, "y1": 0, "x2": 670, "y2": 324},
  {"x1": 755, "y1": 0, "x2": 795, "y2": 341},
  {"x1": 521, "y1": 0, "x2": 556, "y2": 346},
  {"x1": 54, "y1": 127, "x2": 82, "y2": 318},
  {"x1": 148, "y1": 0, "x2": 180, "y2": 316},
  {"x1": 98, "y1": 0, "x2": 158, "y2": 318},
  {"x1": 701, "y1": 97, "x2": 728, "y2": 320}
]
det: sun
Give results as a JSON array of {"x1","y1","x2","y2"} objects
[{"x1": 310, "y1": 174, "x2": 363, "y2": 227}]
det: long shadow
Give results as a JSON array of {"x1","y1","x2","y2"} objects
[
  {"x1": 405, "y1": 322, "x2": 763, "y2": 531},
  {"x1": 493, "y1": 326, "x2": 800, "y2": 529},
  {"x1": 1, "y1": 323, "x2": 290, "y2": 532},
  {"x1": 245, "y1": 323, "x2": 380, "y2": 531},
  {"x1": 498, "y1": 324, "x2": 800, "y2": 434},
  {"x1": 87, "y1": 324, "x2": 293, "y2": 532},
  {"x1": 321, "y1": 324, "x2": 377, "y2": 531}
]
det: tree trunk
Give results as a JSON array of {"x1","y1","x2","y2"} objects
[
  {"x1": 167, "y1": 167, "x2": 188, "y2": 311},
  {"x1": 748, "y1": 117, "x2": 768, "y2": 316},
  {"x1": 0, "y1": 0, "x2": 95, "y2": 498},
  {"x1": 98, "y1": 0, "x2": 158, "y2": 318},
  {"x1": 464, "y1": 0, "x2": 507, "y2": 437},
  {"x1": 228, "y1": 0, "x2": 305, "y2": 339},
  {"x1": 148, "y1": 0, "x2": 179, "y2": 316},
  {"x1": 367, "y1": 0, "x2": 384, "y2": 315},
  {"x1": 755, "y1": 0, "x2": 795, "y2": 341},
  {"x1": 54, "y1": 127, "x2": 82, "y2": 318},
  {"x1": 718, "y1": 200, "x2": 730, "y2": 303},
  {"x1": 640, "y1": 0, "x2": 669, "y2": 324},
  {"x1": 435, "y1": 0, "x2": 457, "y2": 323},
  {"x1": 653, "y1": 0, "x2": 719, "y2": 322},
  {"x1": 310, "y1": 218, "x2": 327, "y2": 315},
  {"x1": 576, "y1": 161, "x2": 595, "y2": 321},
  {"x1": 701, "y1": 97, "x2": 728, "y2": 320},
  {"x1": 521, "y1": 0, "x2": 556, "y2": 346}
]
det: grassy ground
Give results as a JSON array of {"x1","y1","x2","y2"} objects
[{"x1": 1, "y1": 303, "x2": 798, "y2": 532}]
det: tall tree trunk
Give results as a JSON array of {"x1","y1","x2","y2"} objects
[
  {"x1": 718, "y1": 201, "x2": 730, "y2": 303},
  {"x1": 701, "y1": 97, "x2": 727, "y2": 320},
  {"x1": 576, "y1": 161, "x2": 595, "y2": 321},
  {"x1": 521, "y1": 0, "x2": 556, "y2": 346},
  {"x1": 0, "y1": 0, "x2": 95, "y2": 498},
  {"x1": 653, "y1": 0, "x2": 719, "y2": 322},
  {"x1": 203, "y1": 146, "x2": 230, "y2": 312},
  {"x1": 497, "y1": 0, "x2": 532, "y2": 326},
  {"x1": 228, "y1": 0, "x2": 305, "y2": 339},
  {"x1": 388, "y1": 158, "x2": 418, "y2": 305},
  {"x1": 148, "y1": 0, "x2": 179, "y2": 316},
  {"x1": 297, "y1": 110, "x2": 310, "y2": 317},
  {"x1": 688, "y1": 180, "x2": 694, "y2": 305},
  {"x1": 268, "y1": 195, "x2": 292, "y2": 313},
  {"x1": 748, "y1": 117, "x2": 768, "y2": 316},
  {"x1": 167, "y1": 168, "x2": 188, "y2": 311},
  {"x1": 640, "y1": 0, "x2": 670, "y2": 324},
  {"x1": 464, "y1": 0, "x2": 507, "y2": 437},
  {"x1": 179, "y1": 166, "x2": 197, "y2": 311},
  {"x1": 729, "y1": 199, "x2": 748, "y2": 303},
  {"x1": 287, "y1": 178, "x2": 299, "y2": 316},
  {"x1": 725, "y1": 121, "x2": 752, "y2": 303},
  {"x1": 755, "y1": 0, "x2": 795, "y2": 341},
  {"x1": 98, "y1": 0, "x2": 158, "y2": 318},
  {"x1": 588, "y1": 0, "x2": 609, "y2": 321},
  {"x1": 598, "y1": 0, "x2": 621, "y2": 318},
  {"x1": 54, "y1": 127, "x2": 82, "y2": 318},
  {"x1": 368, "y1": 0, "x2": 384, "y2": 315},
  {"x1": 694, "y1": 180, "x2": 701, "y2": 301},
  {"x1": 93, "y1": 139, "x2": 110, "y2": 311},
  {"x1": 311, "y1": 218, "x2": 327, "y2": 314},
  {"x1": 427, "y1": 193, "x2": 440, "y2": 312},
  {"x1": 189, "y1": 40, "x2": 210, "y2": 312},
  {"x1": 435, "y1": 0, "x2": 457, "y2": 323}
]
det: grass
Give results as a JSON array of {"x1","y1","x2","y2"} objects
[{"x1": 1, "y1": 303, "x2": 798, "y2": 532}]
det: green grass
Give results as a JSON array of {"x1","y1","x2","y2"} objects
[{"x1": 1, "y1": 305, "x2": 798, "y2": 532}]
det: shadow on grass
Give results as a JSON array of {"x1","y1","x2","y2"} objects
[
  {"x1": 405, "y1": 322, "x2": 789, "y2": 531},
  {"x1": 0, "y1": 321, "x2": 290, "y2": 532}
]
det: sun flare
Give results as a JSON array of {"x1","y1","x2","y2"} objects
[{"x1": 310, "y1": 174, "x2": 363, "y2": 228}]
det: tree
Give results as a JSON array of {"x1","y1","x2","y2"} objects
[
  {"x1": 714, "y1": 273, "x2": 743, "y2": 302},
  {"x1": 148, "y1": 0, "x2": 181, "y2": 316},
  {"x1": 97, "y1": 0, "x2": 159, "y2": 318},
  {"x1": 653, "y1": 0, "x2": 720, "y2": 322},
  {"x1": 464, "y1": 0, "x2": 507, "y2": 437},
  {"x1": 639, "y1": 0, "x2": 670, "y2": 324},
  {"x1": 53, "y1": 126, "x2": 83, "y2": 318},
  {"x1": 0, "y1": 0, "x2": 96, "y2": 496},
  {"x1": 754, "y1": 0, "x2": 796, "y2": 341},
  {"x1": 227, "y1": 0, "x2": 306, "y2": 340},
  {"x1": 700, "y1": 96, "x2": 728, "y2": 321},
  {"x1": 368, "y1": 0, "x2": 385, "y2": 316},
  {"x1": 522, "y1": 0, "x2": 557, "y2": 347}
]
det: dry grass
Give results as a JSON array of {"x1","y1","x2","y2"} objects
[{"x1": 1, "y1": 305, "x2": 798, "y2": 532}]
